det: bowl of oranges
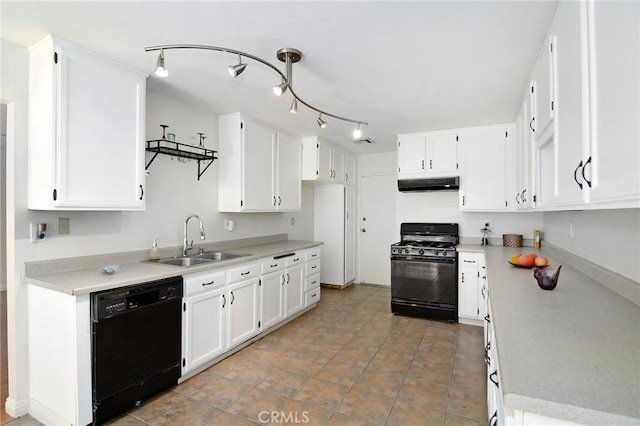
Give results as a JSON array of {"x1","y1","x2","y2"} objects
[{"x1": 509, "y1": 253, "x2": 549, "y2": 268}]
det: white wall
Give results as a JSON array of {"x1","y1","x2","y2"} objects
[
  {"x1": 543, "y1": 209, "x2": 640, "y2": 282},
  {"x1": 3, "y1": 38, "x2": 315, "y2": 417}
]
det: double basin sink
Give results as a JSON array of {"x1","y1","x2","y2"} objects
[{"x1": 156, "y1": 251, "x2": 250, "y2": 267}]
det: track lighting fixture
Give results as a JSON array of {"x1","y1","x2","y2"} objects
[
  {"x1": 144, "y1": 44, "x2": 368, "y2": 135},
  {"x1": 154, "y1": 49, "x2": 168, "y2": 77},
  {"x1": 316, "y1": 114, "x2": 327, "y2": 129},
  {"x1": 353, "y1": 123, "x2": 362, "y2": 139},
  {"x1": 228, "y1": 54, "x2": 247, "y2": 78},
  {"x1": 273, "y1": 80, "x2": 288, "y2": 96}
]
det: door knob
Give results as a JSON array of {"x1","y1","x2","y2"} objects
[{"x1": 361, "y1": 228, "x2": 366, "y2": 233}]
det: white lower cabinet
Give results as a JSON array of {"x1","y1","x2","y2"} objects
[
  {"x1": 226, "y1": 264, "x2": 261, "y2": 348},
  {"x1": 182, "y1": 270, "x2": 227, "y2": 375},
  {"x1": 458, "y1": 252, "x2": 488, "y2": 324},
  {"x1": 284, "y1": 264, "x2": 305, "y2": 317},
  {"x1": 260, "y1": 259, "x2": 286, "y2": 331}
]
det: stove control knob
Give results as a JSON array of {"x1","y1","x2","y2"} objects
[
  {"x1": 418, "y1": 249, "x2": 424, "y2": 255},
  {"x1": 433, "y1": 250, "x2": 441, "y2": 256},
  {"x1": 404, "y1": 249, "x2": 410, "y2": 254}
]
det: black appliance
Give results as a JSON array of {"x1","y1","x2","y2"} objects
[
  {"x1": 91, "y1": 276, "x2": 183, "y2": 424},
  {"x1": 391, "y1": 223, "x2": 459, "y2": 321},
  {"x1": 397, "y1": 176, "x2": 459, "y2": 192}
]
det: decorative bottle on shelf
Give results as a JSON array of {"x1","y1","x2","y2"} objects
[
  {"x1": 534, "y1": 230, "x2": 541, "y2": 249},
  {"x1": 149, "y1": 238, "x2": 160, "y2": 262}
]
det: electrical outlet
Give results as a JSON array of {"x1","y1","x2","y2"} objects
[
  {"x1": 291, "y1": 217, "x2": 295, "y2": 226},
  {"x1": 58, "y1": 218, "x2": 70, "y2": 235}
]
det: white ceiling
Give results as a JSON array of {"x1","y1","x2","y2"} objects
[{"x1": 1, "y1": 1, "x2": 558, "y2": 153}]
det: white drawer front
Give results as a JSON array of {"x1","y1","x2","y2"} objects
[
  {"x1": 285, "y1": 253, "x2": 304, "y2": 267},
  {"x1": 306, "y1": 259, "x2": 321, "y2": 277},
  {"x1": 261, "y1": 258, "x2": 285, "y2": 274},
  {"x1": 305, "y1": 248, "x2": 321, "y2": 262},
  {"x1": 227, "y1": 263, "x2": 260, "y2": 283},
  {"x1": 305, "y1": 273, "x2": 321, "y2": 292},
  {"x1": 183, "y1": 270, "x2": 226, "y2": 297},
  {"x1": 305, "y1": 288, "x2": 321, "y2": 307}
]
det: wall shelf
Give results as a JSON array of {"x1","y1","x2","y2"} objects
[{"x1": 145, "y1": 139, "x2": 218, "y2": 180}]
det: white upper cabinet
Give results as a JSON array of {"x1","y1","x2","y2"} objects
[
  {"x1": 218, "y1": 112, "x2": 301, "y2": 212},
  {"x1": 459, "y1": 126, "x2": 511, "y2": 211},
  {"x1": 28, "y1": 35, "x2": 146, "y2": 210},
  {"x1": 397, "y1": 131, "x2": 458, "y2": 179},
  {"x1": 527, "y1": 0, "x2": 639, "y2": 211},
  {"x1": 302, "y1": 136, "x2": 352, "y2": 184}
]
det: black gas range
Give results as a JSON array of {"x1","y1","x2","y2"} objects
[{"x1": 390, "y1": 223, "x2": 459, "y2": 321}]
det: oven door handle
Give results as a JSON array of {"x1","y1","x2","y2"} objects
[{"x1": 391, "y1": 255, "x2": 456, "y2": 264}]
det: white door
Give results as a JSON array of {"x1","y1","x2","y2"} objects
[
  {"x1": 183, "y1": 287, "x2": 226, "y2": 374},
  {"x1": 397, "y1": 135, "x2": 426, "y2": 176},
  {"x1": 358, "y1": 174, "x2": 396, "y2": 286},
  {"x1": 285, "y1": 265, "x2": 304, "y2": 317},
  {"x1": 242, "y1": 119, "x2": 275, "y2": 210},
  {"x1": 261, "y1": 271, "x2": 285, "y2": 330},
  {"x1": 275, "y1": 132, "x2": 301, "y2": 210},
  {"x1": 427, "y1": 132, "x2": 458, "y2": 174},
  {"x1": 344, "y1": 186, "x2": 356, "y2": 284},
  {"x1": 227, "y1": 277, "x2": 261, "y2": 347}
]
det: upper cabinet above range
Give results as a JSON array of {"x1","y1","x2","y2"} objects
[
  {"x1": 302, "y1": 136, "x2": 356, "y2": 186},
  {"x1": 397, "y1": 130, "x2": 459, "y2": 179},
  {"x1": 28, "y1": 35, "x2": 147, "y2": 210},
  {"x1": 218, "y1": 113, "x2": 302, "y2": 212}
]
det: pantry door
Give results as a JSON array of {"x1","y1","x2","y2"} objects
[{"x1": 358, "y1": 174, "x2": 396, "y2": 286}]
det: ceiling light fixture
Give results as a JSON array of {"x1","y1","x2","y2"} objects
[
  {"x1": 316, "y1": 114, "x2": 327, "y2": 129},
  {"x1": 154, "y1": 49, "x2": 168, "y2": 77},
  {"x1": 273, "y1": 80, "x2": 288, "y2": 96},
  {"x1": 228, "y1": 54, "x2": 247, "y2": 78},
  {"x1": 290, "y1": 98, "x2": 298, "y2": 114},
  {"x1": 144, "y1": 44, "x2": 367, "y2": 134},
  {"x1": 353, "y1": 123, "x2": 362, "y2": 139}
]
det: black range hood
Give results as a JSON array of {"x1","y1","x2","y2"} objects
[{"x1": 398, "y1": 176, "x2": 459, "y2": 192}]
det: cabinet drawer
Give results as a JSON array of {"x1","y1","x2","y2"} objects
[
  {"x1": 261, "y1": 258, "x2": 285, "y2": 274},
  {"x1": 305, "y1": 248, "x2": 321, "y2": 262},
  {"x1": 305, "y1": 259, "x2": 321, "y2": 277},
  {"x1": 285, "y1": 253, "x2": 305, "y2": 267},
  {"x1": 305, "y1": 288, "x2": 321, "y2": 307},
  {"x1": 227, "y1": 263, "x2": 260, "y2": 283},
  {"x1": 459, "y1": 252, "x2": 484, "y2": 266},
  {"x1": 305, "y1": 273, "x2": 321, "y2": 292},
  {"x1": 183, "y1": 270, "x2": 226, "y2": 297}
]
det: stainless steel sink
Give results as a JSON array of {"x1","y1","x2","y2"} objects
[
  {"x1": 157, "y1": 257, "x2": 214, "y2": 267},
  {"x1": 195, "y1": 251, "x2": 249, "y2": 261}
]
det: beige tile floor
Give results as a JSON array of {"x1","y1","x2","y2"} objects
[
  {"x1": 110, "y1": 285, "x2": 487, "y2": 426},
  {"x1": 7, "y1": 285, "x2": 487, "y2": 425}
]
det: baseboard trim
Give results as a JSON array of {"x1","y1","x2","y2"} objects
[
  {"x1": 4, "y1": 395, "x2": 29, "y2": 419},
  {"x1": 29, "y1": 398, "x2": 71, "y2": 426}
]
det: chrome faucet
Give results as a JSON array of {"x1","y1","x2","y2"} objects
[{"x1": 183, "y1": 214, "x2": 206, "y2": 256}]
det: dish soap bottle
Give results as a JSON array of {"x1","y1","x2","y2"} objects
[{"x1": 149, "y1": 238, "x2": 160, "y2": 262}]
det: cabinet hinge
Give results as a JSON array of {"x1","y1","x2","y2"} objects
[
  {"x1": 258, "y1": 321, "x2": 261, "y2": 328},
  {"x1": 533, "y1": 195, "x2": 537, "y2": 202},
  {"x1": 550, "y1": 41, "x2": 554, "y2": 53},
  {"x1": 477, "y1": 308, "x2": 480, "y2": 315},
  {"x1": 259, "y1": 279, "x2": 262, "y2": 286},
  {"x1": 551, "y1": 101, "x2": 554, "y2": 111},
  {"x1": 462, "y1": 195, "x2": 465, "y2": 206},
  {"x1": 182, "y1": 358, "x2": 186, "y2": 367},
  {"x1": 240, "y1": 200, "x2": 243, "y2": 207},
  {"x1": 240, "y1": 122, "x2": 243, "y2": 129},
  {"x1": 316, "y1": 143, "x2": 319, "y2": 148},
  {"x1": 531, "y1": 85, "x2": 535, "y2": 93},
  {"x1": 505, "y1": 200, "x2": 508, "y2": 207},
  {"x1": 53, "y1": 189, "x2": 57, "y2": 201},
  {"x1": 456, "y1": 135, "x2": 459, "y2": 142},
  {"x1": 53, "y1": 52, "x2": 58, "y2": 64},
  {"x1": 456, "y1": 163, "x2": 458, "y2": 169},
  {"x1": 183, "y1": 302, "x2": 186, "y2": 312},
  {"x1": 505, "y1": 131, "x2": 508, "y2": 138}
]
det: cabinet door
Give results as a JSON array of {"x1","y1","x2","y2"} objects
[
  {"x1": 586, "y1": 0, "x2": 640, "y2": 206},
  {"x1": 554, "y1": 1, "x2": 590, "y2": 207},
  {"x1": 531, "y1": 36, "x2": 556, "y2": 137},
  {"x1": 54, "y1": 40, "x2": 146, "y2": 209},
  {"x1": 344, "y1": 152, "x2": 356, "y2": 185},
  {"x1": 331, "y1": 148, "x2": 345, "y2": 184},
  {"x1": 458, "y1": 264, "x2": 480, "y2": 319},
  {"x1": 460, "y1": 129, "x2": 507, "y2": 211},
  {"x1": 344, "y1": 186, "x2": 356, "y2": 284},
  {"x1": 275, "y1": 132, "x2": 301, "y2": 210},
  {"x1": 427, "y1": 132, "x2": 458, "y2": 175},
  {"x1": 285, "y1": 265, "x2": 305, "y2": 317},
  {"x1": 318, "y1": 141, "x2": 333, "y2": 183},
  {"x1": 182, "y1": 287, "x2": 226, "y2": 374},
  {"x1": 242, "y1": 119, "x2": 276, "y2": 210},
  {"x1": 397, "y1": 135, "x2": 426, "y2": 176},
  {"x1": 227, "y1": 277, "x2": 261, "y2": 348},
  {"x1": 261, "y1": 272, "x2": 285, "y2": 331}
]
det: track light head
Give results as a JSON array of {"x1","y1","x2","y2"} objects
[
  {"x1": 290, "y1": 98, "x2": 298, "y2": 114},
  {"x1": 273, "y1": 80, "x2": 288, "y2": 96},
  {"x1": 317, "y1": 114, "x2": 327, "y2": 129},
  {"x1": 353, "y1": 123, "x2": 362, "y2": 139},
  {"x1": 228, "y1": 54, "x2": 247, "y2": 78},
  {"x1": 155, "y1": 50, "x2": 168, "y2": 77}
]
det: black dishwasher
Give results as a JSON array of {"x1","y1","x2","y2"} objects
[{"x1": 91, "y1": 276, "x2": 183, "y2": 424}]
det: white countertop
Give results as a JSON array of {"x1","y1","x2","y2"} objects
[
  {"x1": 463, "y1": 245, "x2": 640, "y2": 425},
  {"x1": 26, "y1": 239, "x2": 322, "y2": 296}
]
